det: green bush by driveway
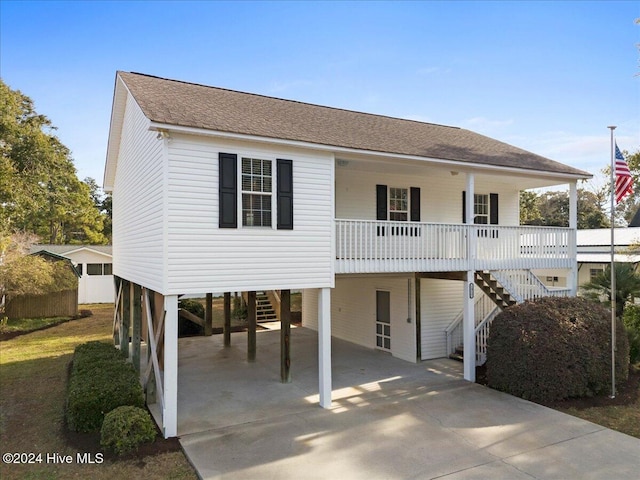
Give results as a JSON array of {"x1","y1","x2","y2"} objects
[
  {"x1": 66, "y1": 341, "x2": 144, "y2": 432},
  {"x1": 486, "y1": 297, "x2": 629, "y2": 402}
]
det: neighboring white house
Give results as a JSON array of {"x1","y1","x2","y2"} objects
[
  {"x1": 30, "y1": 245, "x2": 114, "y2": 304},
  {"x1": 536, "y1": 227, "x2": 640, "y2": 288},
  {"x1": 104, "y1": 71, "x2": 591, "y2": 437}
]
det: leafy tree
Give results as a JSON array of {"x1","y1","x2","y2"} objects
[
  {"x1": 519, "y1": 191, "x2": 542, "y2": 225},
  {"x1": 520, "y1": 189, "x2": 609, "y2": 229},
  {"x1": 0, "y1": 80, "x2": 106, "y2": 244},
  {"x1": 84, "y1": 177, "x2": 112, "y2": 242},
  {"x1": 0, "y1": 232, "x2": 76, "y2": 307},
  {"x1": 580, "y1": 263, "x2": 640, "y2": 317}
]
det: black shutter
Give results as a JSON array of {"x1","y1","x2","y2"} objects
[
  {"x1": 410, "y1": 187, "x2": 420, "y2": 222},
  {"x1": 219, "y1": 153, "x2": 237, "y2": 228},
  {"x1": 376, "y1": 185, "x2": 387, "y2": 221},
  {"x1": 490, "y1": 193, "x2": 499, "y2": 225},
  {"x1": 277, "y1": 159, "x2": 293, "y2": 230},
  {"x1": 462, "y1": 191, "x2": 466, "y2": 223}
]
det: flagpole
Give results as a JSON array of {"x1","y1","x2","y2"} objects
[{"x1": 608, "y1": 125, "x2": 616, "y2": 399}]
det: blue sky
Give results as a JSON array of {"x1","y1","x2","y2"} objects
[{"x1": 1, "y1": 1, "x2": 638, "y2": 189}]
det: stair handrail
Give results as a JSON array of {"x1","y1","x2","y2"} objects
[
  {"x1": 474, "y1": 305, "x2": 501, "y2": 365},
  {"x1": 489, "y1": 270, "x2": 524, "y2": 303},
  {"x1": 491, "y1": 269, "x2": 570, "y2": 302},
  {"x1": 445, "y1": 293, "x2": 494, "y2": 356}
]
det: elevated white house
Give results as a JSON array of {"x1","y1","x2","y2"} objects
[
  {"x1": 104, "y1": 71, "x2": 591, "y2": 437},
  {"x1": 29, "y1": 245, "x2": 114, "y2": 304}
]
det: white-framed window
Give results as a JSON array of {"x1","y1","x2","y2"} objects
[
  {"x1": 590, "y1": 268, "x2": 604, "y2": 282},
  {"x1": 86, "y1": 263, "x2": 112, "y2": 276},
  {"x1": 241, "y1": 157, "x2": 272, "y2": 227},
  {"x1": 389, "y1": 187, "x2": 408, "y2": 221},
  {"x1": 474, "y1": 194, "x2": 489, "y2": 225}
]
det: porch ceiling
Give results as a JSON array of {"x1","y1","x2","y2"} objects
[{"x1": 335, "y1": 155, "x2": 579, "y2": 190}]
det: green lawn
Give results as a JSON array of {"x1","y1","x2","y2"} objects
[{"x1": 0, "y1": 304, "x2": 197, "y2": 480}]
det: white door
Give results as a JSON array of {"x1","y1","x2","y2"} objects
[{"x1": 376, "y1": 290, "x2": 391, "y2": 351}]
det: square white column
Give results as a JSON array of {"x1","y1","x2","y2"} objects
[
  {"x1": 163, "y1": 294, "x2": 178, "y2": 437},
  {"x1": 318, "y1": 287, "x2": 332, "y2": 408}
]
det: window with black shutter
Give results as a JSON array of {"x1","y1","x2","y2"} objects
[
  {"x1": 376, "y1": 184, "x2": 421, "y2": 236},
  {"x1": 277, "y1": 159, "x2": 293, "y2": 230},
  {"x1": 219, "y1": 153, "x2": 294, "y2": 230},
  {"x1": 219, "y1": 153, "x2": 237, "y2": 228}
]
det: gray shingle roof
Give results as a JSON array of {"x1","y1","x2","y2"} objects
[{"x1": 118, "y1": 71, "x2": 590, "y2": 177}]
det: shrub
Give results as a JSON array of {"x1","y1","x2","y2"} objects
[
  {"x1": 178, "y1": 299, "x2": 204, "y2": 318},
  {"x1": 232, "y1": 295, "x2": 247, "y2": 320},
  {"x1": 178, "y1": 298, "x2": 204, "y2": 336},
  {"x1": 486, "y1": 296, "x2": 629, "y2": 403},
  {"x1": 101, "y1": 405, "x2": 156, "y2": 455},
  {"x1": 66, "y1": 341, "x2": 144, "y2": 432},
  {"x1": 623, "y1": 304, "x2": 640, "y2": 364}
]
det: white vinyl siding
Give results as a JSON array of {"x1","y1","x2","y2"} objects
[
  {"x1": 335, "y1": 168, "x2": 519, "y2": 225},
  {"x1": 165, "y1": 135, "x2": 334, "y2": 294},
  {"x1": 420, "y1": 279, "x2": 463, "y2": 360},
  {"x1": 302, "y1": 276, "x2": 416, "y2": 363},
  {"x1": 112, "y1": 94, "x2": 165, "y2": 292}
]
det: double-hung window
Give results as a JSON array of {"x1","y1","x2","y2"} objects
[
  {"x1": 474, "y1": 194, "x2": 489, "y2": 224},
  {"x1": 241, "y1": 157, "x2": 272, "y2": 227},
  {"x1": 389, "y1": 187, "x2": 408, "y2": 221}
]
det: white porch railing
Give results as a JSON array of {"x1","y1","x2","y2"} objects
[
  {"x1": 490, "y1": 269, "x2": 571, "y2": 303},
  {"x1": 445, "y1": 293, "x2": 501, "y2": 365},
  {"x1": 445, "y1": 293, "x2": 497, "y2": 359},
  {"x1": 335, "y1": 219, "x2": 574, "y2": 274}
]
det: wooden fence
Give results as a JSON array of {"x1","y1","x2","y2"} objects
[{"x1": 6, "y1": 289, "x2": 78, "y2": 319}]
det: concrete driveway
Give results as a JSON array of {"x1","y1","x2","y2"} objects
[{"x1": 177, "y1": 327, "x2": 640, "y2": 479}]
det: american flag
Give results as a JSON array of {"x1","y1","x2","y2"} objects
[{"x1": 615, "y1": 143, "x2": 633, "y2": 204}]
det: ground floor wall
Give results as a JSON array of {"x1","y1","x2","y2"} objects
[
  {"x1": 419, "y1": 278, "x2": 464, "y2": 360},
  {"x1": 535, "y1": 265, "x2": 600, "y2": 291},
  {"x1": 303, "y1": 275, "x2": 417, "y2": 363}
]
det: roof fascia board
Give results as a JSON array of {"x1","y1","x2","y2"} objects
[
  {"x1": 148, "y1": 121, "x2": 591, "y2": 182},
  {"x1": 104, "y1": 75, "x2": 129, "y2": 191},
  {"x1": 62, "y1": 246, "x2": 113, "y2": 258}
]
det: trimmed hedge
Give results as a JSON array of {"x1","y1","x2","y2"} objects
[
  {"x1": 486, "y1": 297, "x2": 629, "y2": 403},
  {"x1": 66, "y1": 341, "x2": 144, "y2": 432},
  {"x1": 101, "y1": 405, "x2": 156, "y2": 455}
]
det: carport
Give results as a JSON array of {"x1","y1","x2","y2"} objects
[{"x1": 168, "y1": 326, "x2": 463, "y2": 436}]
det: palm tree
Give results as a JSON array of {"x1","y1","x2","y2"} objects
[{"x1": 581, "y1": 263, "x2": 640, "y2": 317}]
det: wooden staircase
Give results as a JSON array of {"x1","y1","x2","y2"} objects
[
  {"x1": 256, "y1": 291, "x2": 278, "y2": 322},
  {"x1": 474, "y1": 271, "x2": 517, "y2": 309},
  {"x1": 449, "y1": 271, "x2": 515, "y2": 362}
]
